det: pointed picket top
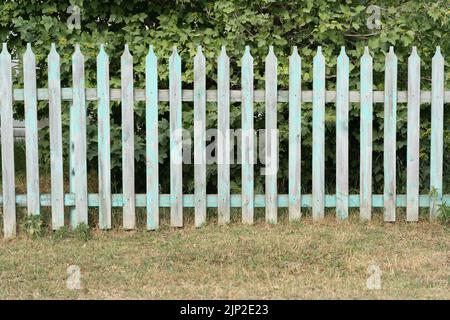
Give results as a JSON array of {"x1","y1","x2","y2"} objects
[
  {"x1": 338, "y1": 46, "x2": 349, "y2": 63},
  {"x1": 72, "y1": 44, "x2": 84, "y2": 62},
  {"x1": 98, "y1": 44, "x2": 108, "y2": 59},
  {"x1": 386, "y1": 46, "x2": 397, "y2": 58},
  {"x1": 289, "y1": 46, "x2": 301, "y2": 63},
  {"x1": 313, "y1": 46, "x2": 324, "y2": 62},
  {"x1": 362, "y1": 46, "x2": 371, "y2": 57},
  {"x1": 289, "y1": 46, "x2": 301, "y2": 75},
  {"x1": 219, "y1": 45, "x2": 228, "y2": 59},
  {"x1": 291, "y1": 46, "x2": 298, "y2": 56},
  {"x1": 408, "y1": 46, "x2": 420, "y2": 67},
  {"x1": 265, "y1": 45, "x2": 277, "y2": 63},
  {"x1": 385, "y1": 46, "x2": 397, "y2": 67},
  {"x1": 24, "y1": 43, "x2": 34, "y2": 58},
  {"x1": 196, "y1": 45, "x2": 203, "y2": 56},
  {"x1": 1, "y1": 43, "x2": 10, "y2": 57},
  {"x1": 194, "y1": 45, "x2": 205, "y2": 63},
  {"x1": 74, "y1": 43, "x2": 81, "y2": 54},
  {"x1": 432, "y1": 46, "x2": 443, "y2": 62},
  {"x1": 243, "y1": 45, "x2": 252, "y2": 59},
  {"x1": 170, "y1": 46, "x2": 180, "y2": 60},
  {"x1": 145, "y1": 45, "x2": 157, "y2": 67},
  {"x1": 121, "y1": 44, "x2": 132, "y2": 60},
  {"x1": 241, "y1": 45, "x2": 253, "y2": 67},
  {"x1": 267, "y1": 45, "x2": 276, "y2": 57},
  {"x1": 146, "y1": 45, "x2": 156, "y2": 58},
  {"x1": 49, "y1": 43, "x2": 59, "y2": 59},
  {"x1": 361, "y1": 46, "x2": 372, "y2": 63},
  {"x1": 409, "y1": 46, "x2": 419, "y2": 59}
]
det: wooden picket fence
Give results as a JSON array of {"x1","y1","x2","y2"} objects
[{"x1": 0, "y1": 43, "x2": 448, "y2": 238}]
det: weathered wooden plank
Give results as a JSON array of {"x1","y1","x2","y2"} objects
[
  {"x1": 69, "y1": 102, "x2": 75, "y2": 224},
  {"x1": 430, "y1": 47, "x2": 444, "y2": 220},
  {"x1": 265, "y1": 46, "x2": 278, "y2": 224},
  {"x1": 11, "y1": 88, "x2": 450, "y2": 104},
  {"x1": 169, "y1": 47, "x2": 183, "y2": 227},
  {"x1": 2, "y1": 193, "x2": 450, "y2": 209},
  {"x1": 0, "y1": 43, "x2": 16, "y2": 238},
  {"x1": 288, "y1": 46, "x2": 302, "y2": 221},
  {"x1": 121, "y1": 45, "x2": 136, "y2": 229},
  {"x1": 217, "y1": 46, "x2": 230, "y2": 224},
  {"x1": 336, "y1": 47, "x2": 349, "y2": 220},
  {"x1": 48, "y1": 43, "x2": 65, "y2": 229},
  {"x1": 406, "y1": 47, "x2": 420, "y2": 222},
  {"x1": 312, "y1": 47, "x2": 325, "y2": 221},
  {"x1": 194, "y1": 46, "x2": 206, "y2": 228},
  {"x1": 97, "y1": 44, "x2": 111, "y2": 229},
  {"x1": 241, "y1": 46, "x2": 254, "y2": 224},
  {"x1": 360, "y1": 47, "x2": 373, "y2": 221},
  {"x1": 23, "y1": 44, "x2": 40, "y2": 217},
  {"x1": 71, "y1": 44, "x2": 88, "y2": 227},
  {"x1": 383, "y1": 47, "x2": 397, "y2": 222},
  {"x1": 146, "y1": 45, "x2": 159, "y2": 230}
]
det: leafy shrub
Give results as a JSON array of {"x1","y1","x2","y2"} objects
[
  {"x1": 1, "y1": 0, "x2": 449, "y2": 195},
  {"x1": 73, "y1": 223, "x2": 91, "y2": 242},
  {"x1": 21, "y1": 214, "x2": 43, "y2": 239},
  {"x1": 53, "y1": 225, "x2": 71, "y2": 240},
  {"x1": 437, "y1": 202, "x2": 450, "y2": 226}
]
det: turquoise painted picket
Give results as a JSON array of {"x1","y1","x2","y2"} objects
[
  {"x1": 48, "y1": 43, "x2": 64, "y2": 229},
  {"x1": 241, "y1": 46, "x2": 254, "y2": 225},
  {"x1": 360, "y1": 47, "x2": 373, "y2": 221},
  {"x1": 97, "y1": 44, "x2": 111, "y2": 229},
  {"x1": 0, "y1": 43, "x2": 448, "y2": 238},
  {"x1": 145, "y1": 45, "x2": 159, "y2": 230},
  {"x1": 312, "y1": 47, "x2": 325, "y2": 221}
]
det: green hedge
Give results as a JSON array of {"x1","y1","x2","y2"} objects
[{"x1": 1, "y1": 0, "x2": 449, "y2": 194}]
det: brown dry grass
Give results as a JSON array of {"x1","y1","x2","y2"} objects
[{"x1": 0, "y1": 208, "x2": 448, "y2": 300}]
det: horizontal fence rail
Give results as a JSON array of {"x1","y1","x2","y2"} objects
[
  {"x1": 9, "y1": 88, "x2": 450, "y2": 102},
  {"x1": 0, "y1": 43, "x2": 448, "y2": 238}
]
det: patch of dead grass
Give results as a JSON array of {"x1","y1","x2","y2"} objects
[{"x1": 0, "y1": 210, "x2": 448, "y2": 299}]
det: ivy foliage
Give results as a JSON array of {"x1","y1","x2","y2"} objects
[{"x1": 0, "y1": 0, "x2": 448, "y2": 194}]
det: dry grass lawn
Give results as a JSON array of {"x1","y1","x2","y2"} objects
[{"x1": 0, "y1": 208, "x2": 449, "y2": 300}]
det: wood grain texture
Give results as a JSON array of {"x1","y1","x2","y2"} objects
[
  {"x1": 194, "y1": 46, "x2": 206, "y2": 227},
  {"x1": 69, "y1": 101, "x2": 75, "y2": 223},
  {"x1": 360, "y1": 47, "x2": 373, "y2": 221},
  {"x1": 265, "y1": 46, "x2": 278, "y2": 224},
  {"x1": 146, "y1": 45, "x2": 159, "y2": 230},
  {"x1": 48, "y1": 43, "x2": 65, "y2": 229},
  {"x1": 121, "y1": 45, "x2": 136, "y2": 229},
  {"x1": 169, "y1": 47, "x2": 183, "y2": 227},
  {"x1": 97, "y1": 44, "x2": 112, "y2": 229},
  {"x1": 383, "y1": 47, "x2": 397, "y2": 222},
  {"x1": 430, "y1": 47, "x2": 444, "y2": 220},
  {"x1": 288, "y1": 46, "x2": 301, "y2": 221},
  {"x1": 71, "y1": 44, "x2": 88, "y2": 227},
  {"x1": 406, "y1": 47, "x2": 420, "y2": 221},
  {"x1": 335, "y1": 47, "x2": 349, "y2": 220},
  {"x1": 11, "y1": 88, "x2": 449, "y2": 104},
  {"x1": 23, "y1": 44, "x2": 40, "y2": 217},
  {"x1": 312, "y1": 47, "x2": 325, "y2": 221},
  {"x1": 0, "y1": 43, "x2": 16, "y2": 238},
  {"x1": 2, "y1": 193, "x2": 450, "y2": 209},
  {"x1": 241, "y1": 46, "x2": 254, "y2": 224},
  {"x1": 217, "y1": 46, "x2": 230, "y2": 224},
  {"x1": 3, "y1": 44, "x2": 448, "y2": 230}
]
